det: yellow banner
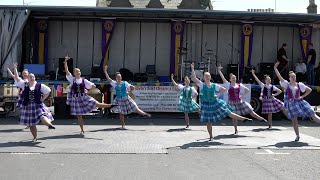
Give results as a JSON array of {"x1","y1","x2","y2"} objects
[
  {"x1": 38, "y1": 33, "x2": 45, "y2": 64},
  {"x1": 175, "y1": 35, "x2": 181, "y2": 76}
]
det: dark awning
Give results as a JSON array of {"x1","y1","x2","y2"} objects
[{"x1": 1, "y1": 5, "x2": 320, "y2": 25}]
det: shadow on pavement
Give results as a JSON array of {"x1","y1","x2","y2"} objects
[
  {"x1": 251, "y1": 128, "x2": 282, "y2": 132},
  {"x1": 38, "y1": 134, "x2": 103, "y2": 141},
  {"x1": 260, "y1": 141, "x2": 320, "y2": 148},
  {"x1": 166, "y1": 128, "x2": 191, "y2": 132},
  {"x1": 0, "y1": 141, "x2": 45, "y2": 148},
  {"x1": 213, "y1": 134, "x2": 249, "y2": 140},
  {"x1": 89, "y1": 127, "x2": 146, "y2": 132},
  {"x1": 176, "y1": 140, "x2": 246, "y2": 149}
]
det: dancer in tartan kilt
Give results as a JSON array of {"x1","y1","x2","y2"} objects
[
  {"x1": 15, "y1": 73, "x2": 55, "y2": 142},
  {"x1": 274, "y1": 61, "x2": 320, "y2": 141},
  {"x1": 191, "y1": 63, "x2": 251, "y2": 141},
  {"x1": 171, "y1": 74, "x2": 200, "y2": 128},
  {"x1": 251, "y1": 70, "x2": 288, "y2": 129},
  {"x1": 64, "y1": 56, "x2": 115, "y2": 135},
  {"x1": 218, "y1": 65, "x2": 267, "y2": 134},
  {"x1": 104, "y1": 65, "x2": 151, "y2": 129}
]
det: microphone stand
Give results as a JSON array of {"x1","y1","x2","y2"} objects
[{"x1": 229, "y1": 44, "x2": 241, "y2": 79}]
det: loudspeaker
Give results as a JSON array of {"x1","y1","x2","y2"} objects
[
  {"x1": 119, "y1": 68, "x2": 134, "y2": 81},
  {"x1": 58, "y1": 58, "x2": 73, "y2": 76},
  {"x1": 242, "y1": 66, "x2": 254, "y2": 83},
  {"x1": 259, "y1": 63, "x2": 274, "y2": 78},
  {"x1": 91, "y1": 67, "x2": 104, "y2": 79},
  {"x1": 134, "y1": 73, "x2": 147, "y2": 82},
  {"x1": 227, "y1": 64, "x2": 239, "y2": 76},
  {"x1": 54, "y1": 97, "x2": 72, "y2": 119}
]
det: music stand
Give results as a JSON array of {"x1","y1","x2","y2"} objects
[{"x1": 178, "y1": 47, "x2": 188, "y2": 81}]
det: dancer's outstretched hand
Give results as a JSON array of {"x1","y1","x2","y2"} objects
[{"x1": 191, "y1": 62, "x2": 195, "y2": 70}]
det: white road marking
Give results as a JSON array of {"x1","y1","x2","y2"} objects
[
  {"x1": 11, "y1": 152, "x2": 41, "y2": 155},
  {"x1": 255, "y1": 149, "x2": 290, "y2": 155}
]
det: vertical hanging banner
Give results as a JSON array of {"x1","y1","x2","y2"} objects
[
  {"x1": 170, "y1": 20, "x2": 185, "y2": 76},
  {"x1": 100, "y1": 19, "x2": 116, "y2": 69},
  {"x1": 34, "y1": 19, "x2": 48, "y2": 72},
  {"x1": 299, "y1": 25, "x2": 313, "y2": 62},
  {"x1": 240, "y1": 22, "x2": 254, "y2": 76}
]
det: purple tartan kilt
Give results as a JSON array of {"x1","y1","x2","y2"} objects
[
  {"x1": 286, "y1": 99, "x2": 315, "y2": 119},
  {"x1": 261, "y1": 97, "x2": 284, "y2": 114},
  {"x1": 228, "y1": 100, "x2": 253, "y2": 115},
  {"x1": 111, "y1": 96, "x2": 138, "y2": 115},
  {"x1": 19, "y1": 102, "x2": 54, "y2": 126},
  {"x1": 67, "y1": 94, "x2": 97, "y2": 115}
]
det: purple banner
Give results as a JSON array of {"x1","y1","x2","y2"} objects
[
  {"x1": 100, "y1": 19, "x2": 116, "y2": 69},
  {"x1": 170, "y1": 21, "x2": 185, "y2": 76},
  {"x1": 299, "y1": 25, "x2": 313, "y2": 62},
  {"x1": 240, "y1": 23, "x2": 254, "y2": 76}
]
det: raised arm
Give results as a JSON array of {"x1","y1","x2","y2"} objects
[
  {"x1": 274, "y1": 61, "x2": 285, "y2": 82},
  {"x1": 171, "y1": 74, "x2": 179, "y2": 87},
  {"x1": 13, "y1": 63, "x2": 20, "y2": 81},
  {"x1": 191, "y1": 62, "x2": 201, "y2": 84},
  {"x1": 251, "y1": 69, "x2": 263, "y2": 86},
  {"x1": 5, "y1": 64, "x2": 14, "y2": 79},
  {"x1": 104, "y1": 65, "x2": 113, "y2": 83},
  {"x1": 217, "y1": 64, "x2": 228, "y2": 84},
  {"x1": 64, "y1": 55, "x2": 71, "y2": 76},
  {"x1": 191, "y1": 88, "x2": 198, "y2": 99}
]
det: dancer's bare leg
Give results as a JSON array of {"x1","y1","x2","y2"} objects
[
  {"x1": 29, "y1": 125, "x2": 37, "y2": 142},
  {"x1": 96, "y1": 102, "x2": 113, "y2": 108},
  {"x1": 77, "y1": 115, "x2": 84, "y2": 134},
  {"x1": 135, "y1": 108, "x2": 151, "y2": 117},
  {"x1": 267, "y1": 113, "x2": 272, "y2": 129},
  {"x1": 41, "y1": 116, "x2": 55, "y2": 129},
  {"x1": 232, "y1": 118, "x2": 238, "y2": 134},
  {"x1": 228, "y1": 113, "x2": 252, "y2": 121},
  {"x1": 292, "y1": 117, "x2": 300, "y2": 141},
  {"x1": 119, "y1": 113, "x2": 125, "y2": 128},
  {"x1": 310, "y1": 114, "x2": 320, "y2": 123},
  {"x1": 207, "y1": 123, "x2": 213, "y2": 141},
  {"x1": 185, "y1": 113, "x2": 190, "y2": 128},
  {"x1": 250, "y1": 112, "x2": 268, "y2": 122}
]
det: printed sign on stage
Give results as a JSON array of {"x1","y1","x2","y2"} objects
[{"x1": 131, "y1": 86, "x2": 181, "y2": 112}]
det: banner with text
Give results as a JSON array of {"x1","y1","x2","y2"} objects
[
  {"x1": 128, "y1": 84, "x2": 251, "y2": 112},
  {"x1": 131, "y1": 86, "x2": 181, "y2": 112}
]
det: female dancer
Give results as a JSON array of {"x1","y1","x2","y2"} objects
[
  {"x1": 7, "y1": 63, "x2": 31, "y2": 129},
  {"x1": 191, "y1": 63, "x2": 251, "y2": 141},
  {"x1": 274, "y1": 61, "x2": 320, "y2": 141},
  {"x1": 104, "y1": 65, "x2": 151, "y2": 129},
  {"x1": 218, "y1": 65, "x2": 267, "y2": 134},
  {"x1": 6, "y1": 63, "x2": 29, "y2": 109},
  {"x1": 171, "y1": 74, "x2": 200, "y2": 128},
  {"x1": 15, "y1": 73, "x2": 55, "y2": 142},
  {"x1": 64, "y1": 56, "x2": 114, "y2": 134},
  {"x1": 251, "y1": 70, "x2": 286, "y2": 129}
]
